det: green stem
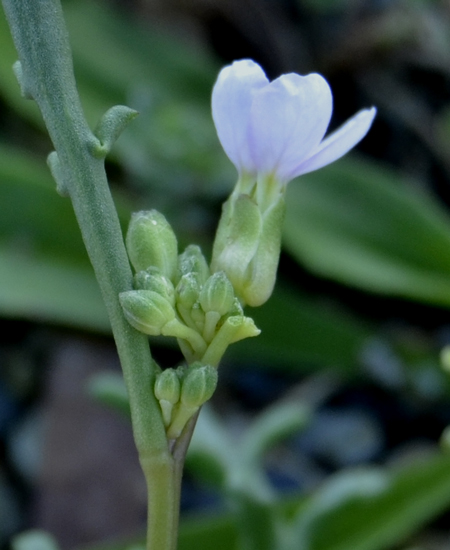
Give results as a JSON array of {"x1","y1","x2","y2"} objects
[
  {"x1": 141, "y1": 454, "x2": 180, "y2": 550},
  {"x1": 1, "y1": 1, "x2": 178, "y2": 548}
]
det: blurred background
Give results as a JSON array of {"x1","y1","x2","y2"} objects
[{"x1": 3, "y1": 0, "x2": 450, "y2": 549}]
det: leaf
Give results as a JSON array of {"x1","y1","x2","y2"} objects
[
  {"x1": 284, "y1": 157, "x2": 450, "y2": 307},
  {"x1": 0, "y1": 144, "x2": 128, "y2": 331},
  {"x1": 300, "y1": 452, "x2": 450, "y2": 550},
  {"x1": 0, "y1": 246, "x2": 109, "y2": 331}
]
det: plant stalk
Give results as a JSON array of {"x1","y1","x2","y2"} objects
[{"x1": 1, "y1": 1, "x2": 179, "y2": 548}]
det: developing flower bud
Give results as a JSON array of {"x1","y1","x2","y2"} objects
[
  {"x1": 154, "y1": 368, "x2": 181, "y2": 426},
  {"x1": 178, "y1": 245, "x2": 210, "y2": 285},
  {"x1": 119, "y1": 290, "x2": 176, "y2": 336},
  {"x1": 134, "y1": 267, "x2": 175, "y2": 306},
  {"x1": 181, "y1": 363, "x2": 218, "y2": 408},
  {"x1": 126, "y1": 210, "x2": 178, "y2": 282},
  {"x1": 199, "y1": 272, "x2": 235, "y2": 316},
  {"x1": 167, "y1": 363, "x2": 218, "y2": 439},
  {"x1": 175, "y1": 273, "x2": 201, "y2": 310}
]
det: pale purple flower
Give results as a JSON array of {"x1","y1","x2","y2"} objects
[{"x1": 212, "y1": 59, "x2": 376, "y2": 185}]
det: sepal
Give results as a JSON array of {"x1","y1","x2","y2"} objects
[
  {"x1": 211, "y1": 194, "x2": 262, "y2": 304},
  {"x1": 239, "y1": 195, "x2": 285, "y2": 306}
]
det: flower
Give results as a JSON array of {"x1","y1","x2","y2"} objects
[{"x1": 212, "y1": 59, "x2": 376, "y2": 185}]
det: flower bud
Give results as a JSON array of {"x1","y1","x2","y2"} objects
[
  {"x1": 199, "y1": 272, "x2": 235, "y2": 317},
  {"x1": 134, "y1": 267, "x2": 175, "y2": 306},
  {"x1": 154, "y1": 368, "x2": 181, "y2": 427},
  {"x1": 178, "y1": 245, "x2": 210, "y2": 284},
  {"x1": 154, "y1": 368, "x2": 181, "y2": 404},
  {"x1": 166, "y1": 363, "x2": 218, "y2": 439},
  {"x1": 126, "y1": 210, "x2": 178, "y2": 281},
  {"x1": 119, "y1": 290, "x2": 176, "y2": 336},
  {"x1": 175, "y1": 273, "x2": 201, "y2": 311},
  {"x1": 181, "y1": 363, "x2": 218, "y2": 408}
]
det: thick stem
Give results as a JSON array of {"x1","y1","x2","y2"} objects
[{"x1": 141, "y1": 454, "x2": 181, "y2": 550}]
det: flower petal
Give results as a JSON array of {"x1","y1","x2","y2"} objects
[
  {"x1": 248, "y1": 73, "x2": 333, "y2": 182},
  {"x1": 212, "y1": 59, "x2": 268, "y2": 174},
  {"x1": 292, "y1": 107, "x2": 377, "y2": 178}
]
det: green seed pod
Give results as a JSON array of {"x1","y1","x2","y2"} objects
[
  {"x1": 126, "y1": 210, "x2": 178, "y2": 281},
  {"x1": 134, "y1": 267, "x2": 175, "y2": 306},
  {"x1": 199, "y1": 271, "x2": 235, "y2": 316},
  {"x1": 119, "y1": 290, "x2": 176, "y2": 336}
]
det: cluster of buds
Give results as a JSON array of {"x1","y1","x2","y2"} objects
[
  {"x1": 119, "y1": 59, "x2": 376, "y2": 437},
  {"x1": 154, "y1": 362, "x2": 217, "y2": 440},
  {"x1": 120, "y1": 210, "x2": 260, "y2": 368}
]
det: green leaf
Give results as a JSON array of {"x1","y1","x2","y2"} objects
[
  {"x1": 0, "y1": 246, "x2": 109, "y2": 331},
  {"x1": 300, "y1": 452, "x2": 450, "y2": 550},
  {"x1": 284, "y1": 157, "x2": 450, "y2": 307},
  {"x1": 0, "y1": 143, "x2": 131, "y2": 330}
]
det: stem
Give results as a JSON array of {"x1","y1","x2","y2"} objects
[
  {"x1": 141, "y1": 454, "x2": 180, "y2": 550},
  {"x1": 1, "y1": 1, "x2": 178, "y2": 548}
]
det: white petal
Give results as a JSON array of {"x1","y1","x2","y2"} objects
[
  {"x1": 248, "y1": 73, "x2": 332, "y2": 182},
  {"x1": 292, "y1": 107, "x2": 377, "y2": 178},
  {"x1": 212, "y1": 59, "x2": 268, "y2": 174}
]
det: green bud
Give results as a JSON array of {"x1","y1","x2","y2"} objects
[
  {"x1": 134, "y1": 267, "x2": 175, "y2": 306},
  {"x1": 155, "y1": 368, "x2": 181, "y2": 404},
  {"x1": 167, "y1": 363, "x2": 218, "y2": 439},
  {"x1": 175, "y1": 273, "x2": 203, "y2": 330},
  {"x1": 199, "y1": 271, "x2": 235, "y2": 316},
  {"x1": 178, "y1": 244, "x2": 210, "y2": 284},
  {"x1": 155, "y1": 368, "x2": 181, "y2": 427},
  {"x1": 175, "y1": 273, "x2": 201, "y2": 310},
  {"x1": 181, "y1": 363, "x2": 218, "y2": 407},
  {"x1": 119, "y1": 290, "x2": 176, "y2": 336},
  {"x1": 126, "y1": 210, "x2": 178, "y2": 281}
]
